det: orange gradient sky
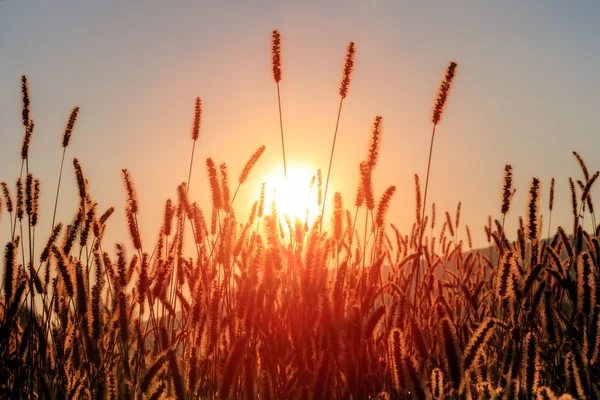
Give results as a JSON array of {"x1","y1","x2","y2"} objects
[{"x1": 1, "y1": 1, "x2": 599, "y2": 251}]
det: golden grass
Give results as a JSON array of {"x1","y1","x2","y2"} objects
[{"x1": 0, "y1": 31, "x2": 599, "y2": 400}]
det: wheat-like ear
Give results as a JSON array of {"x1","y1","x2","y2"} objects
[
  {"x1": 432, "y1": 61, "x2": 458, "y2": 125},
  {"x1": 365, "y1": 305, "x2": 386, "y2": 340},
  {"x1": 465, "y1": 225, "x2": 472, "y2": 249},
  {"x1": 571, "y1": 348, "x2": 591, "y2": 399},
  {"x1": 90, "y1": 260, "x2": 103, "y2": 340},
  {"x1": 25, "y1": 173, "x2": 33, "y2": 219},
  {"x1": 316, "y1": 169, "x2": 323, "y2": 208},
  {"x1": 271, "y1": 29, "x2": 282, "y2": 83},
  {"x1": 220, "y1": 162, "x2": 231, "y2": 212},
  {"x1": 430, "y1": 368, "x2": 444, "y2": 400},
  {"x1": 1, "y1": 182, "x2": 13, "y2": 214},
  {"x1": 191, "y1": 97, "x2": 202, "y2": 141},
  {"x1": 74, "y1": 260, "x2": 87, "y2": 318},
  {"x1": 136, "y1": 253, "x2": 148, "y2": 306},
  {"x1": 521, "y1": 332, "x2": 537, "y2": 398},
  {"x1": 440, "y1": 317, "x2": 462, "y2": 389},
  {"x1": 556, "y1": 226, "x2": 574, "y2": 259},
  {"x1": 355, "y1": 165, "x2": 372, "y2": 215},
  {"x1": 549, "y1": 177, "x2": 556, "y2": 211},
  {"x1": 581, "y1": 170, "x2": 599, "y2": 206},
  {"x1": 564, "y1": 352, "x2": 578, "y2": 397},
  {"x1": 414, "y1": 174, "x2": 422, "y2": 228},
  {"x1": 206, "y1": 158, "x2": 223, "y2": 211},
  {"x1": 445, "y1": 211, "x2": 455, "y2": 238},
  {"x1": 52, "y1": 245, "x2": 74, "y2": 297},
  {"x1": 527, "y1": 177, "x2": 541, "y2": 241},
  {"x1": 339, "y1": 42, "x2": 356, "y2": 99},
  {"x1": 162, "y1": 199, "x2": 174, "y2": 236},
  {"x1": 3, "y1": 241, "x2": 17, "y2": 304},
  {"x1": 28, "y1": 261, "x2": 43, "y2": 295},
  {"x1": 126, "y1": 204, "x2": 142, "y2": 251},
  {"x1": 333, "y1": 192, "x2": 344, "y2": 243},
  {"x1": 388, "y1": 328, "x2": 406, "y2": 391},
  {"x1": 21, "y1": 121, "x2": 34, "y2": 160},
  {"x1": 573, "y1": 151, "x2": 590, "y2": 181},
  {"x1": 569, "y1": 177, "x2": 578, "y2": 234},
  {"x1": 62, "y1": 106, "x2": 80, "y2": 148},
  {"x1": 120, "y1": 168, "x2": 138, "y2": 214},
  {"x1": 522, "y1": 263, "x2": 543, "y2": 296},
  {"x1": 117, "y1": 291, "x2": 129, "y2": 344},
  {"x1": 141, "y1": 352, "x2": 167, "y2": 394},
  {"x1": 20, "y1": 75, "x2": 31, "y2": 128},
  {"x1": 366, "y1": 116, "x2": 383, "y2": 169},
  {"x1": 15, "y1": 178, "x2": 24, "y2": 221},
  {"x1": 501, "y1": 164, "x2": 514, "y2": 215},
  {"x1": 31, "y1": 178, "x2": 40, "y2": 227},
  {"x1": 577, "y1": 252, "x2": 595, "y2": 316},
  {"x1": 537, "y1": 386, "x2": 558, "y2": 400},
  {"x1": 220, "y1": 335, "x2": 247, "y2": 399},
  {"x1": 79, "y1": 203, "x2": 96, "y2": 248},
  {"x1": 375, "y1": 186, "x2": 396, "y2": 228},
  {"x1": 463, "y1": 318, "x2": 498, "y2": 371},
  {"x1": 239, "y1": 146, "x2": 266, "y2": 185},
  {"x1": 589, "y1": 305, "x2": 600, "y2": 364},
  {"x1": 71, "y1": 159, "x2": 88, "y2": 210}
]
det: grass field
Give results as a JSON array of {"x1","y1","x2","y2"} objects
[{"x1": 0, "y1": 31, "x2": 598, "y2": 400}]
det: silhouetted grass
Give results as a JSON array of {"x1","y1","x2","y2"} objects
[{"x1": 0, "y1": 31, "x2": 598, "y2": 400}]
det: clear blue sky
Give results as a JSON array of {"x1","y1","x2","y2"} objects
[{"x1": 1, "y1": 1, "x2": 599, "y2": 249}]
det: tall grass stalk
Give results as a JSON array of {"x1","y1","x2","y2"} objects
[
  {"x1": 271, "y1": 30, "x2": 287, "y2": 180},
  {"x1": 415, "y1": 61, "x2": 458, "y2": 299},
  {"x1": 320, "y1": 41, "x2": 355, "y2": 233}
]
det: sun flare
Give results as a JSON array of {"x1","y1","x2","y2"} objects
[{"x1": 263, "y1": 164, "x2": 322, "y2": 225}]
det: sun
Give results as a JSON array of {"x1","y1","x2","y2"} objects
[{"x1": 263, "y1": 164, "x2": 321, "y2": 225}]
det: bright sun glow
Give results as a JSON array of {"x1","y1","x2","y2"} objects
[{"x1": 263, "y1": 164, "x2": 322, "y2": 225}]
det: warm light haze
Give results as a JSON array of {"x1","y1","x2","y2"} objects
[{"x1": 1, "y1": 1, "x2": 600, "y2": 399}]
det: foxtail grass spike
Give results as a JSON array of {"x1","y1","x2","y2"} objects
[
  {"x1": 339, "y1": 42, "x2": 356, "y2": 99},
  {"x1": 20, "y1": 75, "x2": 31, "y2": 128},
  {"x1": 21, "y1": 121, "x2": 33, "y2": 160},
  {"x1": 501, "y1": 164, "x2": 514, "y2": 214},
  {"x1": 432, "y1": 61, "x2": 458, "y2": 125},
  {"x1": 527, "y1": 177, "x2": 541, "y2": 241},
  {"x1": 320, "y1": 41, "x2": 356, "y2": 231},
  {"x1": 191, "y1": 97, "x2": 202, "y2": 141},
  {"x1": 271, "y1": 30, "x2": 282, "y2": 83},
  {"x1": 271, "y1": 30, "x2": 287, "y2": 179},
  {"x1": 62, "y1": 106, "x2": 80, "y2": 148},
  {"x1": 239, "y1": 145, "x2": 266, "y2": 184},
  {"x1": 367, "y1": 116, "x2": 383, "y2": 169},
  {"x1": 549, "y1": 177, "x2": 555, "y2": 211}
]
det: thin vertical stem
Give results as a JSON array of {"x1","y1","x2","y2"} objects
[
  {"x1": 362, "y1": 208, "x2": 368, "y2": 272},
  {"x1": 51, "y1": 148, "x2": 66, "y2": 230},
  {"x1": 187, "y1": 140, "x2": 197, "y2": 195},
  {"x1": 277, "y1": 82, "x2": 287, "y2": 180},
  {"x1": 320, "y1": 98, "x2": 344, "y2": 233},
  {"x1": 414, "y1": 124, "x2": 437, "y2": 311}
]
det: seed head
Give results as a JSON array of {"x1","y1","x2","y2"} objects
[
  {"x1": 339, "y1": 42, "x2": 356, "y2": 99},
  {"x1": 62, "y1": 106, "x2": 80, "y2": 148},
  {"x1": 21, "y1": 75, "x2": 31, "y2": 128},
  {"x1": 432, "y1": 61, "x2": 458, "y2": 125},
  {"x1": 191, "y1": 97, "x2": 202, "y2": 141},
  {"x1": 271, "y1": 30, "x2": 282, "y2": 83}
]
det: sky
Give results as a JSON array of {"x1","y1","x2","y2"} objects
[{"x1": 1, "y1": 0, "x2": 599, "y2": 252}]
